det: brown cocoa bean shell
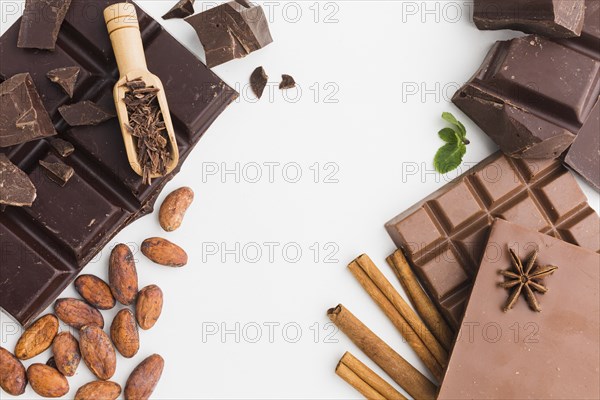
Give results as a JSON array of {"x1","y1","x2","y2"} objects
[
  {"x1": 79, "y1": 325, "x2": 116, "y2": 381},
  {"x1": 109, "y1": 244, "x2": 139, "y2": 305},
  {"x1": 75, "y1": 275, "x2": 116, "y2": 310},
  {"x1": 46, "y1": 357, "x2": 58, "y2": 370},
  {"x1": 14, "y1": 314, "x2": 59, "y2": 360},
  {"x1": 110, "y1": 309, "x2": 139, "y2": 358},
  {"x1": 0, "y1": 347, "x2": 27, "y2": 396},
  {"x1": 124, "y1": 354, "x2": 164, "y2": 400},
  {"x1": 135, "y1": 285, "x2": 163, "y2": 330},
  {"x1": 27, "y1": 363, "x2": 69, "y2": 398},
  {"x1": 75, "y1": 380, "x2": 122, "y2": 400},
  {"x1": 54, "y1": 298, "x2": 104, "y2": 329},
  {"x1": 141, "y1": 237, "x2": 188, "y2": 267},
  {"x1": 158, "y1": 186, "x2": 194, "y2": 231},
  {"x1": 52, "y1": 331, "x2": 81, "y2": 377}
]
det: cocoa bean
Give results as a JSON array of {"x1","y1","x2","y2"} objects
[
  {"x1": 75, "y1": 380, "x2": 121, "y2": 400},
  {"x1": 135, "y1": 285, "x2": 163, "y2": 330},
  {"x1": 0, "y1": 347, "x2": 27, "y2": 395},
  {"x1": 141, "y1": 237, "x2": 187, "y2": 267},
  {"x1": 27, "y1": 363, "x2": 69, "y2": 398},
  {"x1": 158, "y1": 186, "x2": 194, "y2": 231},
  {"x1": 109, "y1": 244, "x2": 139, "y2": 305},
  {"x1": 79, "y1": 325, "x2": 116, "y2": 381},
  {"x1": 14, "y1": 314, "x2": 58, "y2": 360},
  {"x1": 52, "y1": 331, "x2": 81, "y2": 377},
  {"x1": 124, "y1": 354, "x2": 164, "y2": 400},
  {"x1": 110, "y1": 309, "x2": 139, "y2": 358},
  {"x1": 54, "y1": 298, "x2": 104, "y2": 329},
  {"x1": 75, "y1": 274, "x2": 116, "y2": 310}
]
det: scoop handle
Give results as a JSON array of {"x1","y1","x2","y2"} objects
[{"x1": 104, "y1": 3, "x2": 148, "y2": 76}]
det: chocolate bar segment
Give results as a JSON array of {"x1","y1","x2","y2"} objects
[
  {"x1": 58, "y1": 101, "x2": 115, "y2": 126},
  {"x1": 437, "y1": 219, "x2": 599, "y2": 399},
  {"x1": 453, "y1": 34, "x2": 600, "y2": 159},
  {"x1": 0, "y1": 0, "x2": 237, "y2": 326},
  {"x1": 18, "y1": 0, "x2": 72, "y2": 50},
  {"x1": 474, "y1": 0, "x2": 585, "y2": 38},
  {"x1": 0, "y1": 154, "x2": 36, "y2": 207},
  {"x1": 565, "y1": 100, "x2": 600, "y2": 191},
  {"x1": 385, "y1": 152, "x2": 600, "y2": 328},
  {"x1": 185, "y1": 0, "x2": 273, "y2": 68},
  {"x1": 0, "y1": 73, "x2": 56, "y2": 147}
]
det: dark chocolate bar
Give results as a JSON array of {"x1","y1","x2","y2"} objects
[
  {"x1": 0, "y1": 0, "x2": 237, "y2": 326},
  {"x1": 473, "y1": 0, "x2": 586, "y2": 38},
  {"x1": 385, "y1": 152, "x2": 600, "y2": 328}
]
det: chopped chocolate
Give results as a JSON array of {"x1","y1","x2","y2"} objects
[
  {"x1": 565, "y1": 100, "x2": 600, "y2": 192},
  {"x1": 437, "y1": 220, "x2": 599, "y2": 400},
  {"x1": 47, "y1": 67, "x2": 80, "y2": 98},
  {"x1": 123, "y1": 79, "x2": 171, "y2": 185},
  {"x1": 0, "y1": 153, "x2": 36, "y2": 207},
  {"x1": 58, "y1": 101, "x2": 115, "y2": 126},
  {"x1": 49, "y1": 138, "x2": 75, "y2": 158},
  {"x1": 452, "y1": 34, "x2": 600, "y2": 159},
  {"x1": 18, "y1": 0, "x2": 73, "y2": 50},
  {"x1": 279, "y1": 74, "x2": 296, "y2": 90},
  {"x1": 39, "y1": 160, "x2": 74, "y2": 186},
  {"x1": 474, "y1": 0, "x2": 586, "y2": 38},
  {"x1": 185, "y1": 1, "x2": 273, "y2": 68},
  {"x1": 162, "y1": 0, "x2": 195, "y2": 20},
  {"x1": 250, "y1": 66, "x2": 268, "y2": 99},
  {"x1": 0, "y1": 73, "x2": 57, "y2": 147}
]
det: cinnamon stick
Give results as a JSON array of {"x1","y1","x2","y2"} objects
[
  {"x1": 349, "y1": 255, "x2": 446, "y2": 381},
  {"x1": 336, "y1": 352, "x2": 407, "y2": 400},
  {"x1": 327, "y1": 304, "x2": 438, "y2": 400},
  {"x1": 387, "y1": 250, "x2": 454, "y2": 351}
]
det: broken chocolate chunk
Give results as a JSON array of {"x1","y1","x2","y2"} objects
[
  {"x1": 18, "y1": 0, "x2": 73, "y2": 50},
  {"x1": 185, "y1": 1, "x2": 273, "y2": 68},
  {"x1": 50, "y1": 138, "x2": 75, "y2": 157},
  {"x1": 565, "y1": 100, "x2": 600, "y2": 192},
  {"x1": 39, "y1": 160, "x2": 74, "y2": 186},
  {"x1": 279, "y1": 74, "x2": 296, "y2": 90},
  {"x1": 58, "y1": 101, "x2": 115, "y2": 126},
  {"x1": 0, "y1": 73, "x2": 57, "y2": 147},
  {"x1": 0, "y1": 153, "x2": 36, "y2": 207},
  {"x1": 474, "y1": 0, "x2": 586, "y2": 38},
  {"x1": 47, "y1": 67, "x2": 80, "y2": 98},
  {"x1": 162, "y1": 0, "x2": 195, "y2": 20},
  {"x1": 250, "y1": 66, "x2": 268, "y2": 99}
]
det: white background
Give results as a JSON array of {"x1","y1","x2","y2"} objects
[{"x1": 2, "y1": 1, "x2": 599, "y2": 399}]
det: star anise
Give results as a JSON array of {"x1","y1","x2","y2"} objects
[{"x1": 498, "y1": 248, "x2": 558, "y2": 312}]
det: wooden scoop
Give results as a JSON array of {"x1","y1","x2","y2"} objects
[{"x1": 104, "y1": 3, "x2": 179, "y2": 179}]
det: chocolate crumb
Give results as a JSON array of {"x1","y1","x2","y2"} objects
[
  {"x1": 39, "y1": 160, "x2": 74, "y2": 186},
  {"x1": 250, "y1": 66, "x2": 268, "y2": 99},
  {"x1": 0, "y1": 153, "x2": 37, "y2": 206},
  {"x1": 279, "y1": 74, "x2": 296, "y2": 90},
  {"x1": 50, "y1": 138, "x2": 75, "y2": 157}
]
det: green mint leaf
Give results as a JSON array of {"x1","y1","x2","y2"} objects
[
  {"x1": 441, "y1": 112, "x2": 467, "y2": 138},
  {"x1": 434, "y1": 142, "x2": 467, "y2": 174},
  {"x1": 438, "y1": 128, "x2": 459, "y2": 143}
]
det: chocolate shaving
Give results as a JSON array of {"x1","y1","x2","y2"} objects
[
  {"x1": 122, "y1": 78, "x2": 171, "y2": 185},
  {"x1": 279, "y1": 74, "x2": 296, "y2": 90},
  {"x1": 162, "y1": 0, "x2": 195, "y2": 20},
  {"x1": 250, "y1": 66, "x2": 268, "y2": 99},
  {"x1": 0, "y1": 153, "x2": 36, "y2": 207},
  {"x1": 39, "y1": 160, "x2": 74, "y2": 186},
  {"x1": 47, "y1": 66, "x2": 80, "y2": 98},
  {"x1": 50, "y1": 138, "x2": 75, "y2": 157},
  {"x1": 58, "y1": 101, "x2": 115, "y2": 126}
]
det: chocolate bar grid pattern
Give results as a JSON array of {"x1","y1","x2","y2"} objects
[
  {"x1": 386, "y1": 153, "x2": 600, "y2": 328},
  {"x1": 0, "y1": 0, "x2": 237, "y2": 325}
]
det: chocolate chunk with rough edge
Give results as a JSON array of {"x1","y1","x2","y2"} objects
[
  {"x1": 0, "y1": 154, "x2": 36, "y2": 207},
  {"x1": 50, "y1": 138, "x2": 75, "y2": 157},
  {"x1": 162, "y1": 0, "x2": 195, "y2": 20},
  {"x1": 279, "y1": 74, "x2": 296, "y2": 90},
  {"x1": 474, "y1": 0, "x2": 586, "y2": 38},
  {"x1": 250, "y1": 66, "x2": 268, "y2": 99},
  {"x1": 47, "y1": 67, "x2": 80, "y2": 98},
  {"x1": 58, "y1": 101, "x2": 115, "y2": 126},
  {"x1": 39, "y1": 160, "x2": 74, "y2": 186},
  {"x1": 18, "y1": 0, "x2": 73, "y2": 50},
  {"x1": 565, "y1": 99, "x2": 600, "y2": 192},
  {"x1": 185, "y1": 1, "x2": 273, "y2": 68},
  {"x1": 0, "y1": 73, "x2": 57, "y2": 147}
]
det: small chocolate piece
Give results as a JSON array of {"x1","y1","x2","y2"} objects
[
  {"x1": 58, "y1": 101, "x2": 115, "y2": 126},
  {"x1": 565, "y1": 100, "x2": 600, "y2": 192},
  {"x1": 437, "y1": 219, "x2": 599, "y2": 400},
  {"x1": 474, "y1": 0, "x2": 586, "y2": 38},
  {"x1": 279, "y1": 74, "x2": 296, "y2": 90},
  {"x1": 453, "y1": 34, "x2": 600, "y2": 159},
  {"x1": 185, "y1": 1, "x2": 273, "y2": 67},
  {"x1": 162, "y1": 0, "x2": 195, "y2": 20},
  {"x1": 47, "y1": 67, "x2": 80, "y2": 98},
  {"x1": 18, "y1": 0, "x2": 73, "y2": 50},
  {"x1": 385, "y1": 152, "x2": 600, "y2": 328},
  {"x1": 250, "y1": 66, "x2": 268, "y2": 99},
  {"x1": 39, "y1": 160, "x2": 74, "y2": 186},
  {"x1": 0, "y1": 154, "x2": 36, "y2": 207},
  {"x1": 0, "y1": 73, "x2": 56, "y2": 147},
  {"x1": 49, "y1": 138, "x2": 75, "y2": 157}
]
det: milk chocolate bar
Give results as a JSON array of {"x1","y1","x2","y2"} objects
[
  {"x1": 437, "y1": 219, "x2": 599, "y2": 399},
  {"x1": 385, "y1": 153, "x2": 600, "y2": 327},
  {"x1": 0, "y1": 0, "x2": 237, "y2": 326}
]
